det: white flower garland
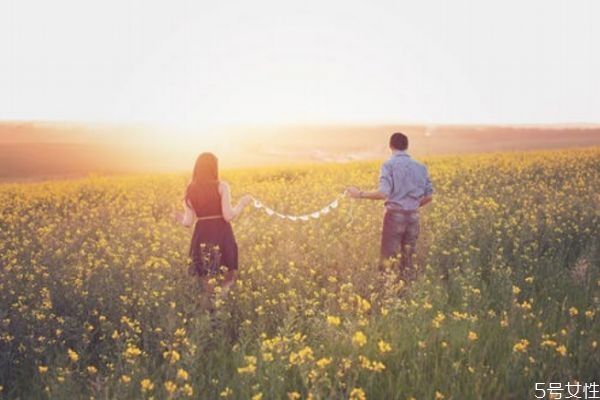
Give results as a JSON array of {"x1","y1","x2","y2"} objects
[{"x1": 251, "y1": 193, "x2": 346, "y2": 221}]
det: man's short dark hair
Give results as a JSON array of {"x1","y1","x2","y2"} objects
[{"x1": 390, "y1": 132, "x2": 408, "y2": 151}]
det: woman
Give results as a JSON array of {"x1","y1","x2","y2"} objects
[{"x1": 178, "y1": 152, "x2": 252, "y2": 298}]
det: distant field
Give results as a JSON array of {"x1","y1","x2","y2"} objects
[
  {"x1": 240, "y1": 124, "x2": 600, "y2": 163},
  {"x1": 1, "y1": 121, "x2": 600, "y2": 180},
  {"x1": 1, "y1": 148, "x2": 599, "y2": 399}
]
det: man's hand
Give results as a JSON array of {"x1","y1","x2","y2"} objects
[
  {"x1": 419, "y1": 195, "x2": 433, "y2": 207},
  {"x1": 345, "y1": 186, "x2": 361, "y2": 198}
]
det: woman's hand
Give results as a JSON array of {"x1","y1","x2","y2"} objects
[
  {"x1": 170, "y1": 209, "x2": 184, "y2": 224},
  {"x1": 239, "y1": 194, "x2": 253, "y2": 208},
  {"x1": 172, "y1": 200, "x2": 195, "y2": 227},
  {"x1": 220, "y1": 183, "x2": 253, "y2": 222}
]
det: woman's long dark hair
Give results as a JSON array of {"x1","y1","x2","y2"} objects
[
  {"x1": 192, "y1": 152, "x2": 219, "y2": 184},
  {"x1": 185, "y1": 153, "x2": 220, "y2": 213}
]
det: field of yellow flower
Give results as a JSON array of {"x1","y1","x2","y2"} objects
[{"x1": 1, "y1": 148, "x2": 599, "y2": 399}]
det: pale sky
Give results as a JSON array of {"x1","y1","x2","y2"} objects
[{"x1": 1, "y1": 0, "x2": 599, "y2": 129}]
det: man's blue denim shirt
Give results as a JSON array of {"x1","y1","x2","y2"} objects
[{"x1": 378, "y1": 151, "x2": 434, "y2": 211}]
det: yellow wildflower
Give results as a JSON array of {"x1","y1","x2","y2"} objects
[
  {"x1": 163, "y1": 350, "x2": 181, "y2": 364},
  {"x1": 177, "y1": 368, "x2": 189, "y2": 381},
  {"x1": 378, "y1": 340, "x2": 392, "y2": 353},
  {"x1": 182, "y1": 383, "x2": 194, "y2": 397},
  {"x1": 519, "y1": 301, "x2": 532, "y2": 311},
  {"x1": 352, "y1": 331, "x2": 367, "y2": 347},
  {"x1": 316, "y1": 357, "x2": 332, "y2": 368},
  {"x1": 140, "y1": 378, "x2": 154, "y2": 392},
  {"x1": 67, "y1": 349, "x2": 79, "y2": 362},
  {"x1": 432, "y1": 312, "x2": 446, "y2": 328},
  {"x1": 164, "y1": 380, "x2": 177, "y2": 394},
  {"x1": 124, "y1": 344, "x2": 142, "y2": 358},
  {"x1": 568, "y1": 307, "x2": 578, "y2": 317},
  {"x1": 238, "y1": 355, "x2": 257, "y2": 374},
  {"x1": 349, "y1": 387, "x2": 367, "y2": 400},
  {"x1": 513, "y1": 339, "x2": 529, "y2": 353}
]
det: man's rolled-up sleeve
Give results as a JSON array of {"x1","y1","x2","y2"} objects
[{"x1": 379, "y1": 162, "x2": 393, "y2": 197}]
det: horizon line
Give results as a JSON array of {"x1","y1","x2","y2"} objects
[{"x1": 1, "y1": 119, "x2": 600, "y2": 130}]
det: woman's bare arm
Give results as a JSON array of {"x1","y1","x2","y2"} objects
[
  {"x1": 172, "y1": 198, "x2": 195, "y2": 227},
  {"x1": 181, "y1": 200, "x2": 195, "y2": 226},
  {"x1": 219, "y1": 182, "x2": 251, "y2": 222}
]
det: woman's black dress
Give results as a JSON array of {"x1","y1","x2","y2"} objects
[{"x1": 186, "y1": 181, "x2": 238, "y2": 276}]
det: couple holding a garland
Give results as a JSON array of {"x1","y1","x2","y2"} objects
[{"x1": 174, "y1": 132, "x2": 434, "y2": 299}]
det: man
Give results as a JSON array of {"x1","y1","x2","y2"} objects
[{"x1": 346, "y1": 132, "x2": 433, "y2": 281}]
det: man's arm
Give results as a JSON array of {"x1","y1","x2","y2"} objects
[
  {"x1": 420, "y1": 167, "x2": 434, "y2": 207},
  {"x1": 346, "y1": 186, "x2": 387, "y2": 200},
  {"x1": 345, "y1": 161, "x2": 391, "y2": 200}
]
